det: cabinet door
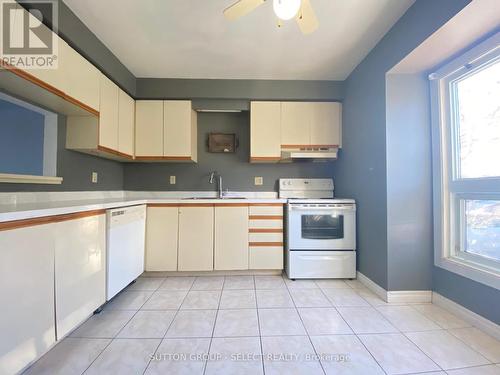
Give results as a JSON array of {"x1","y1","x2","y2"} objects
[
  {"x1": 0, "y1": 224, "x2": 55, "y2": 375},
  {"x1": 178, "y1": 207, "x2": 214, "y2": 271},
  {"x1": 118, "y1": 90, "x2": 135, "y2": 156},
  {"x1": 54, "y1": 215, "x2": 106, "y2": 338},
  {"x1": 135, "y1": 100, "x2": 164, "y2": 157},
  {"x1": 99, "y1": 75, "x2": 119, "y2": 150},
  {"x1": 61, "y1": 41, "x2": 100, "y2": 111},
  {"x1": 146, "y1": 207, "x2": 179, "y2": 271},
  {"x1": 163, "y1": 100, "x2": 194, "y2": 157},
  {"x1": 250, "y1": 101, "x2": 281, "y2": 161},
  {"x1": 310, "y1": 102, "x2": 342, "y2": 147},
  {"x1": 281, "y1": 102, "x2": 312, "y2": 146},
  {"x1": 215, "y1": 206, "x2": 249, "y2": 270}
]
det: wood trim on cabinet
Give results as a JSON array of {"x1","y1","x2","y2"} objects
[
  {"x1": 248, "y1": 203, "x2": 284, "y2": 207},
  {"x1": 178, "y1": 203, "x2": 214, "y2": 207},
  {"x1": 0, "y1": 210, "x2": 106, "y2": 232},
  {"x1": 147, "y1": 203, "x2": 180, "y2": 208},
  {"x1": 97, "y1": 145, "x2": 133, "y2": 159},
  {"x1": 249, "y1": 242, "x2": 284, "y2": 247},
  {"x1": 281, "y1": 144, "x2": 339, "y2": 149},
  {"x1": 250, "y1": 157, "x2": 281, "y2": 162},
  {"x1": 249, "y1": 228, "x2": 283, "y2": 233},
  {"x1": 0, "y1": 61, "x2": 99, "y2": 117},
  {"x1": 249, "y1": 215, "x2": 283, "y2": 220},
  {"x1": 213, "y1": 203, "x2": 249, "y2": 207},
  {"x1": 135, "y1": 156, "x2": 193, "y2": 161}
]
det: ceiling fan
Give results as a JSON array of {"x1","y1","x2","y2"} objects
[{"x1": 224, "y1": 0, "x2": 319, "y2": 34}]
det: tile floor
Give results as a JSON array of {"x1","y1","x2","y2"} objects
[{"x1": 23, "y1": 274, "x2": 500, "y2": 375}]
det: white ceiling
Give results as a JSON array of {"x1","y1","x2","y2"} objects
[{"x1": 64, "y1": 0, "x2": 414, "y2": 80}]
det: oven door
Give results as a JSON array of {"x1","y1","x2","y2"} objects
[{"x1": 288, "y1": 204, "x2": 356, "y2": 250}]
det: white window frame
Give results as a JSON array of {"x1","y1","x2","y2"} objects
[{"x1": 430, "y1": 31, "x2": 500, "y2": 290}]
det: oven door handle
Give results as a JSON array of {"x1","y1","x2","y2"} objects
[{"x1": 289, "y1": 206, "x2": 355, "y2": 211}]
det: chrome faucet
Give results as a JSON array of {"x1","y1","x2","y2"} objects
[{"x1": 209, "y1": 171, "x2": 223, "y2": 198}]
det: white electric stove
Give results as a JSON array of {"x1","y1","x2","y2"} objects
[{"x1": 280, "y1": 179, "x2": 356, "y2": 279}]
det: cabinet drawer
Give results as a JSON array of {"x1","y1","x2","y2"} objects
[
  {"x1": 249, "y1": 219, "x2": 283, "y2": 229},
  {"x1": 249, "y1": 232, "x2": 283, "y2": 243},
  {"x1": 249, "y1": 247, "x2": 283, "y2": 270},
  {"x1": 249, "y1": 205, "x2": 284, "y2": 215}
]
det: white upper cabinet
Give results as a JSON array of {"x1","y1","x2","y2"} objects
[
  {"x1": 310, "y1": 102, "x2": 342, "y2": 147},
  {"x1": 99, "y1": 75, "x2": 120, "y2": 151},
  {"x1": 280, "y1": 101, "x2": 342, "y2": 148},
  {"x1": 60, "y1": 41, "x2": 100, "y2": 111},
  {"x1": 163, "y1": 100, "x2": 197, "y2": 161},
  {"x1": 281, "y1": 102, "x2": 313, "y2": 146},
  {"x1": 118, "y1": 90, "x2": 135, "y2": 157},
  {"x1": 135, "y1": 100, "x2": 164, "y2": 158},
  {"x1": 250, "y1": 101, "x2": 281, "y2": 162}
]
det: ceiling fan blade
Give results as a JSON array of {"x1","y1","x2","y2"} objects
[
  {"x1": 296, "y1": 0, "x2": 318, "y2": 34},
  {"x1": 223, "y1": 0, "x2": 266, "y2": 21}
]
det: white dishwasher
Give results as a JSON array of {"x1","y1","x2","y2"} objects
[{"x1": 106, "y1": 205, "x2": 146, "y2": 300}]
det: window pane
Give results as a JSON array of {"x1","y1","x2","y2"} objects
[
  {"x1": 464, "y1": 200, "x2": 500, "y2": 262},
  {"x1": 455, "y1": 60, "x2": 500, "y2": 178}
]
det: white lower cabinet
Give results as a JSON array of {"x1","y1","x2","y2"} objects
[
  {"x1": 145, "y1": 207, "x2": 179, "y2": 271},
  {"x1": 0, "y1": 224, "x2": 56, "y2": 375},
  {"x1": 54, "y1": 214, "x2": 106, "y2": 338},
  {"x1": 215, "y1": 206, "x2": 249, "y2": 270},
  {"x1": 178, "y1": 206, "x2": 214, "y2": 271},
  {"x1": 249, "y1": 246, "x2": 284, "y2": 269}
]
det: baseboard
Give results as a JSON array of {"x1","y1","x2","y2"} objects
[
  {"x1": 356, "y1": 272, "x2": 432, "y2": 303},
  {"x1": 387, "y1": 290, "x2": 433, "y2": 303},
  {"x1": 432, "y1": 292, "x2": 500, "y2": 340},
  {"x1": 356, "y1": 271, "x2": 388, "y2": 301}
]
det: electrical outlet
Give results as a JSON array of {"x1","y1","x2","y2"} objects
[
  {"x1": 169, "y1": 175, "x2": 176, "y2": 185},
  {"x1": 91, "y1": 172, "x2": 98, "y2": 184},
  {"x1": 254, "y1": 176, "x2": 263, "y2": 186}
]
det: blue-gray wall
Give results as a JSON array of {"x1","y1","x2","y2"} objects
[
  {"x1": 386, "y1": 74, "x2": 433, "y2": 291},
  {"x1": 0, "y1": 114, "x2": 124, "y2": 192},
  {"x1": 0, "y1": 99, "x2": 45, "y2": 176},
  {"x1": 433, "y1": 268, "x2": 500, "y2": 324},
  {"x1": 124, "y1": 111, "x2": 335, "y2": 191},
  {"x1": 334, "y1": 0, "x2": 472, "y2": 290}
]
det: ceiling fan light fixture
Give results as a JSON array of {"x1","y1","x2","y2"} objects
[{"x1": 273, "y1": 0, "x2": 301, "y2": 21}]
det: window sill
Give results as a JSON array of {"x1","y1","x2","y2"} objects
[
  {"x1": 436, "y1": 256, "x2": 500, "y2": 290},
  {"x1": 0, "y1": 173, "x2": 63, "y2": 185}
]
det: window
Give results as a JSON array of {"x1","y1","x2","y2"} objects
[
  {"x1": 431, "y1": 32, "x2": 500, "y2": 289},
  {"x1": 0, "y1": 93, "x2": 61, "y2": 184}
]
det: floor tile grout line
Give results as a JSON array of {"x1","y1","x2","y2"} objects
[
  {"x1": 330, "y1": 298, "x2": 389, "y2": 375},
  {"x1": 141, "y1": 276, "x2": 194, "y2": 375},
  {"x1": 402, "y1": 329, "x2": 492, "y2": 370},
  {"x1": 443, "y1": 327, "x2": 496, "y2": 363},
  {"x1": 284, "y1": 274, "x2": 327, "y2": 375},
  {"x1": 253, "y1": 275, "x2": 266, "y2": 375},
  {"x1": 79, "y1": 279, "x2": 159, "y2": 374},
  {"x1": 202, "y1": 275, "x2": 225, "y2": 375}
]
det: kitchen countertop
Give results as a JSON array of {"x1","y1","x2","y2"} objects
[{"x1": 0, "y1": 197, "x2": 287, "y2": 223}]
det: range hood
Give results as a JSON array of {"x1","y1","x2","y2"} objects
[{"x1": 281, "y1": 146, "x2": 339, "y2": 160}]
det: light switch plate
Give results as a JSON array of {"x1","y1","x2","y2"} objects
[
  {"x1": 91, "y1": 172, "x2": 98, "y2": 184},
  {"x1": 169, "y1": 175, "x2": 176, "y2": 185},
  {"x1": 254, "y1": 176, "x2": 263, "y2": 186}
]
